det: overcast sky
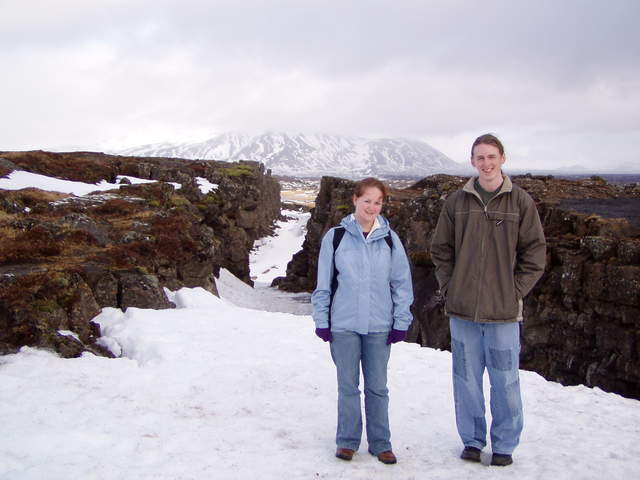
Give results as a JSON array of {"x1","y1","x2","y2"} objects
[{"x1": 2, "y1": 0, "x2": 639, "y2": 171}]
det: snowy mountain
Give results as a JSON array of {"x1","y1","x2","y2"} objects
[{"x1": 117, "y1": 132, "x2": 462, "y2": 177}]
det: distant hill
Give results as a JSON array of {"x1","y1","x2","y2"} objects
[{"x1": 116, "y1": 132, "x2": 464, "y2": 177}]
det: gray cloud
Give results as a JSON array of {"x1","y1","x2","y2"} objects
[{"x1": 1, "y1": 0, "x2": 639, "y2": 170}]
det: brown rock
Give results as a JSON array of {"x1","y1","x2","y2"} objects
[
  {"x1": 276, "y1": 173, "x2": 640, "y2": 399},
  {"x1": 0, "y1": 150, "x2": 280, "y2": 357}
]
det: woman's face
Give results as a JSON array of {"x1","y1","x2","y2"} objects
[{"x1": 353, "y1": 186, "x2": 384, "y2": 229}]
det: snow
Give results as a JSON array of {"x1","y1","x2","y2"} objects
[
  {"x1": 115, "y1": 132, "x2": 458, "y2": 176},
  {"x1": 214, "y1": 209, "x2": 312, "y2": 315},
  {"x1": 0, "y1": 170, "x2": 181, "y2": 195},
  {"x1": 1, "y1": 174, "x2": 640, "y2": 479},
  {"x1": 249, "y1": 209, "x2": 309, "y2": 285},
  {"x1": 57, "y1": 330, "x2": 80, "y2": 341},
  {"x1": 214, "y1": 268, "x2": 311, "y2": 316},
  {"x1": 195, "y1": 177, "x2": 218, "y2": 194}
]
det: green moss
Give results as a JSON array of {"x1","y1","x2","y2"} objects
[
  {"x1": 218, "y1": 164, "x2": 255, "y2": 177},
  {"x1": 336, "y1": 204, "x2": 352, "y2": 213},
  {"x1": 48, "y1": 273, "x2": 70, "y2": 289},
  {"x1": 33, "y1": 299, "x2": 59, "y2": 313},
  {"x1": 170, "y1": 195, "x2": 191, "y2": 207},
  {"x1": 202, "y1": 193, "x2": 220, "y2": 204}
]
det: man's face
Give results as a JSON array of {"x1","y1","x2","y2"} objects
[{"x1": 471, "y1": 143, "x2": 505, "y2": 185}]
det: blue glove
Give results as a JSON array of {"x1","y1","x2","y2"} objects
[
  {"x1": 386, "y1": 329, "x2": 407, "y2": 345},
  {"x1": 315, "y1": 327, "x2": 332, "y2": 342}
]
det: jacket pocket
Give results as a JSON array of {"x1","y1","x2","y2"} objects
[{"x1": 487, "y1": 273, "x2": 519, "y2": 320}]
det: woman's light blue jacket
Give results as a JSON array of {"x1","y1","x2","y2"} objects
[{"x1": 311, "y1": 214, "x2": 414, "y2": 334}]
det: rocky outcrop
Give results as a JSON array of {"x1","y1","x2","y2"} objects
[
  {"x1": 0, "y1": 150, "x2": 280, "y2": 357},
  {"x1": 275, "y1": 174, "x2": 640, "y2": 399},
  {"x1": 272, "y1": 177, "x2": 356, "y2": 292}
]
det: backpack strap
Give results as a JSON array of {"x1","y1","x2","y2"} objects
[
  {"x1": 333, "y1": 226, "x2": 346, "y2": 253},
  {"x1": 328, "y1": 227, "x2": 346, "y2": 327},
  {"x1": 384, "y1": 233, "x2": 393, "y2": 251}
]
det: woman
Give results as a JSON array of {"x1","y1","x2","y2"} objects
[{"x1": 311, "y1": 177, "x2": 414, "y2": 465}]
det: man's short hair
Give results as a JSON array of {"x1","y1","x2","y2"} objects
[{"x1": 471, "y1": 133, "x2": 505, "y2": 157}]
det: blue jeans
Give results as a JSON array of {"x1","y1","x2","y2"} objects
[
  {"x1": 330, "y1": 331, "x2": 392, "y2": 454},
  {"x1": 449, "y1": 316, "x2": 523, "y2": 455}
]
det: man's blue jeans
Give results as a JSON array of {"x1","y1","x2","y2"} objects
[
  {"x1": 449, "y1": 316, "x2": 523, "y2": 455},
  {"x1": 330, "y1": 331, "x2": 392, "y2": 454}
]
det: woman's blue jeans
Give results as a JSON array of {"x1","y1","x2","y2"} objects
[
  {"x1": 449, "y1": 316, "x2": 523, "y2": 455},
  {"x1": 330, "y1": 331, "x2": 392, "y2": 454}
]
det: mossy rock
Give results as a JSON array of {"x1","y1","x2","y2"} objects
[
  {"x1": 170, "y1": 195, "x2": 191, "y2": 207},
  {"x1": 218, "y1": 164, "x2": 255, "y2": 177}
]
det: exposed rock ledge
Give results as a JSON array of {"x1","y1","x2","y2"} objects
[
  {"x1": 274, "y1": 174, "x2": 640, "y2": 400},
  {"x1": 0, "y1": 150, "x2": 280, "y2": 357}
]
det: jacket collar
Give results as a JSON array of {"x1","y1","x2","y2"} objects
[
  {"x1": 341, "y1": 214, "x2": 390, "y2": 240},
  {"x1": 463, "y1": 175, "x2": 513, "y2": 198}
]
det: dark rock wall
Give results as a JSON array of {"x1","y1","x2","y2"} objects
[
  {"x1": 0, "y1": 151, "x2": 280, "y2": 357},
  {"x1": 275, "y1": 175, "x2": 640, "y2": 399},
  {"x1": 523, "y1": 201, "x2": 640, "y2": 398}
]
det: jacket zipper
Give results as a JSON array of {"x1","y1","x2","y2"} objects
[
  {"x1": 474, "y1": 194, "x2": 488, "y2": 322},
  {"x1": 473, "y1": 191, "x2": 503, "y2": 322}
]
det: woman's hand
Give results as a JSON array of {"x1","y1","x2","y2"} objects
[
  {"x1": 315, "y1": 327, "x2": 332, "y2": 342},
  {"x1": 386, "y1": 329, "x2": 407, "y2": 345}
]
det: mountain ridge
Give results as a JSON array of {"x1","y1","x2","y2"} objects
[{"x1": 115, "y1": 132, "x2": 463, "y2": 177}]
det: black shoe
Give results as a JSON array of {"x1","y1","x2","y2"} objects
[
  {"x1": 491, "y1": 453, "x2": 513, "y2": 466},
  {"x1": 460, "y1": 446, "x2": 481, "y2": 462}
]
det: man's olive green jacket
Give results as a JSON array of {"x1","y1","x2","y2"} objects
[{"x1": 431, "y1": 176, "x2": 546, "y2": 323}]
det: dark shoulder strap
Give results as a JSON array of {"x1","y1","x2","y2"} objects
[
  {"x1": 328, "y1": 227, "x2": 346, "y2": 326},
  {"x1": 333, "y1": 227, "x2": 346, "y2": 251},
  {"x1": 330, "y1": 227, "x2": 345, "y2": 294},
  {"x1": 384, "y1": 233, "x2": 393, "y2": 251}
]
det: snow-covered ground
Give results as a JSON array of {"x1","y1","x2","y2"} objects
[
  {"x1": 1, "y1": 173, "x2": 640, "y2": 479},
  {"x1": 215, "y1": 208, "x2": 312, "y2": 315},
  {"x1": 0, "y1": 170, "x2": 222, "y2": 195},
  {"x1": 249, "y1": 209, "x2": 310, "y2": 287}
]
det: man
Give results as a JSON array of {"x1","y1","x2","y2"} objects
[{"x1": 430, "y1": 133, "x2": 546, "y2": 466}]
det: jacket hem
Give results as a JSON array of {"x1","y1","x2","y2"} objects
[{"x1": 446, "y1": 312, "x2": 519, "y2": 324}]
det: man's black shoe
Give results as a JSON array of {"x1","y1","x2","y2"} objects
[
  {"x1": 491, "y1": 453, "x2": 513, "y2": 466},
  {"x1": 460, "y1": 446, "x2": 481, "y2": 462}
]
